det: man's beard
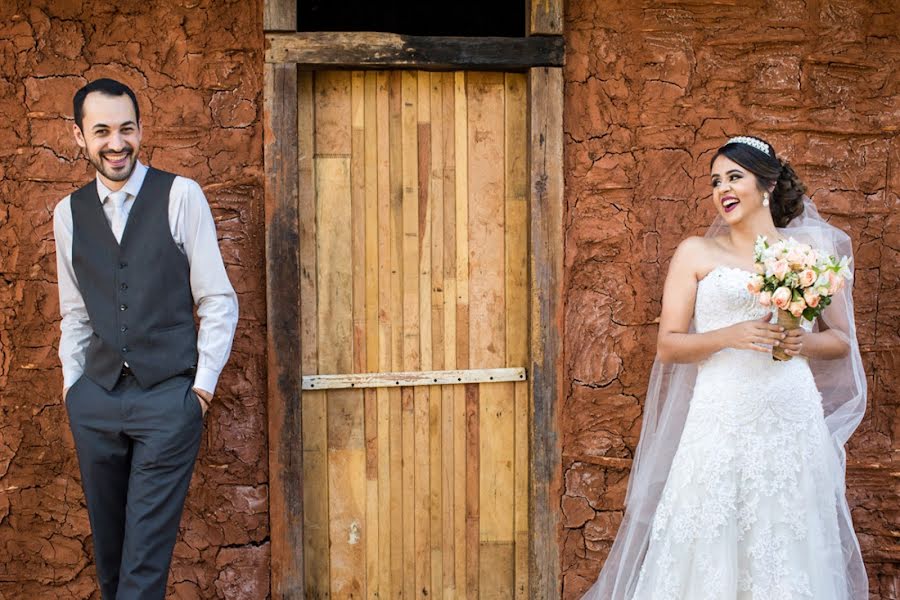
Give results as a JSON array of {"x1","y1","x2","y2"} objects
[{"x1": 86, "y1": 147, "x2": 137, "y2": 183}]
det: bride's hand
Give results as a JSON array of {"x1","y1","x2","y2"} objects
[
  {"x1": 724, "y1": 314, "x2": 786, "y2": 353},
  {"x1": 779, "y1": 327, "x2": 805, "y2": 356}
]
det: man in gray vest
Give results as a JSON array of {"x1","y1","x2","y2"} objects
[{"x1": 52, "y1": 78, "x2": 239, "y2": 599}]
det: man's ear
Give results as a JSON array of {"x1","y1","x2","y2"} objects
[{"x1": 72, "y1": 123, "x2": 86, "y2": 149}]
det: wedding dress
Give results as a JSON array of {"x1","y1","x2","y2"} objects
[
  {"x1": 625, "y1": 265, "x2": 849, "y2": 598},
  {"x1": 583, "y1": 199, "x2": 867, "y2": 599}
]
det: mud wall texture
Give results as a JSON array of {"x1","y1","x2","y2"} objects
[
  {"x1": 561, "y1": 0, "x2": 899, "y2": 598},
  {"x1": 0, "y1": 1, "x2": 269, "y2": 598}
]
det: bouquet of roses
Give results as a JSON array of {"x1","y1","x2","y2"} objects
[{"x1": 747, "y1": 236, "x2": 852, "y2": 360}]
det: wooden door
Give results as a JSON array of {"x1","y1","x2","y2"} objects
[{"x1": 298, "y1": 70, "x2": 529, "y2": 599}]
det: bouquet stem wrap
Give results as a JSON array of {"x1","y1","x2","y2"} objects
[{"x1": 773, "y1": 308, "x2": 801, "y2": 361}]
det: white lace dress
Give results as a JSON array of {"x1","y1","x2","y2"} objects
[{"x1": 630, "y1": 266, "x2": 847, "y2": 600}]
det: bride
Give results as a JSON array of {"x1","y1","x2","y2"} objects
[{"x1": 582, "y1": 136, "x2": 868, "y2": 599}]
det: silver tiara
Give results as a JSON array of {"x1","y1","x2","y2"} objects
[{"x1": 727, "y1": 136, "x2": 771, "y2": 155}]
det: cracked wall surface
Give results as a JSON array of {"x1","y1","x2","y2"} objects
[
  {"x1": 1, "y1": 0, "x2": 898, "y2": 598},
  {"x1": 0, "y1": 1, "x2": 269, "y2": 598},
  {"x1": 561, "y1": 0, "x2": 899, "y2": 597}
]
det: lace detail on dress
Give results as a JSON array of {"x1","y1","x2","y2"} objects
[{"x1": 629, "y1": 265, "x2": 846, "y2": 600}]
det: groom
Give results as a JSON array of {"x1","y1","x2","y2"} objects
[{"x1": 52, "y1": 78, "x2": 238, "y2": 599}]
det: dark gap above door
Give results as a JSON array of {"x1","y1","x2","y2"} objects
[{"x1": 297, "y1": 0, "x2": 525, "y2": 37}]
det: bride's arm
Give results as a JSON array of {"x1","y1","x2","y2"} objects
[{"x1": 656, "y1": 237, "x2": 785, "y2": 364}]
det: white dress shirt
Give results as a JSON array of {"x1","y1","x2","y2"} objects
[{"x1": 53, "y1": 161, "x2": 239, "y2": 395}]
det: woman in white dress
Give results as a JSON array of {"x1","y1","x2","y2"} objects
[{"x1": 582, "y1": 136, "x2": 868, "y2": 599}]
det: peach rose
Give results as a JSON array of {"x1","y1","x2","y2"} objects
[
  {"x1": 789, "y1": 299, "x2": 807, "y2": 318},
  {"x1": 755, "y1": 262, "x2": 765, "y2": 274},
  {"x1": 828, "y1": 271, "x2": 845, "y2": 295},
  {"x1": 773, "y1": 260, "x2": 790, "y2": 281},
  {"x1": 803, "y1": 288, "x2": 820, "y2": 308},
  {"x1": 786, "y1": 248, "x2": 805, "y2": 266},
  {"x1": 798, "y1": 269, "x2": 817, "y2": 288},
  {"x1": 758, "y1": 291, "x2": 772, "y2": 307},
  {"x1": 747, "y1": 275, "x2": 764, "y2": 294},
  {"x1": 772, "y1": 287, "x2": 792, "y2": 310}
]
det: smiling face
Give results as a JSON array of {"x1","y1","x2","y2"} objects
[
  {"x1": 73, "y1": 91, "x2": 142, "y2": 191},
  {"x1": 709, "y1": 154, "x2": 770, "y2": 224}
]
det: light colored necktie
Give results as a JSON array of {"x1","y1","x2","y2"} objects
[{"x1": 108, "y1": 191, "x2": 128, "y2": 243}]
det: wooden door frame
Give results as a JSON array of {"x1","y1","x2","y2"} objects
[{"x1": 263, "y1": 3, "x2": 564, "y2": 598}]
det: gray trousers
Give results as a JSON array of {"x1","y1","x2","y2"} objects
[{"x1": 65, "y1": 371, "x2": 203, "y2": 600}]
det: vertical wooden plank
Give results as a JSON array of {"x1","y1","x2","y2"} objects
[
  {"x1": 264, "y1": 0, "x2": 296, "y2": 31},
  {"x1": 298, "y1": 73, "x2": 318, "y2": 376},
  {"x1": 415, "y1": 72, "x2": 440, "y2": 600},
  {"x1": 504, "y1": 72, "x2": 531, "y2": 600},
  {"x1": 454, "y1": 72, "x2": 469, "y2": 372},
  {"x1": 528, "y1": 66, "x2": 564, "y2": 600},
  {"x1": 389, "y1": 71, "x2": 415, "y2": 598},
  {"x1": 387, "y1": 70, "x2": 406, "y2": 600},
  {"x1": 374, "y1": 69, "x2": 395, "y2": 600},
  {"x1": 314, "y1": 74, "x2": 352, "y2": 372},
  {"x1": 264, "y1": 61, "x2": 304, "y2": 599},
  {"x1": 467, "y1": 72, "x2": 515, "y2": 595},
  {"x1": 429, "y1": 73, "x2": 445, "y2": 376},
  {"x1": 300, "y1": 71, "x2": 330, "y2": 600},
  {"x1": 467, "y1": 71, "x2": 507, "y2": 371},
  {"x1": 326, "y1": 389, "x2": 367, "y2": 600},
  {"x1": 452, "y1": 71, "x2": 468, "y2": 599},
  {"x1": 513, "y1": 380, "x2": 530, "y2": 599},
  {"x1": 353, "y1": 70, "x2": 380, "y2": 600},
  {"x1": 401, "y1": 70, "x2": 425, "y2": 600},
  {"x1": 352, "y1": 71, "x2": 367, "y2": 377},
  {"x1": 428, "y1": 382, "x2": 443, "y2": 600},
  {"x1": 364, "y1": 383, "x2": 379, "y2": 598},
  {"x1": 316, "y1": 70, "x2": 365, "y2": 600},
  {"x1": 504, "y1": 73, "x2": 529, "y2": 370},
  {"x1": 528, "y1": 0, "x2": 563, "y2": 35},
  {"x1": 439, "y1": 71, "x2": 460, "y2": 600},
  {"x1": 364, "y1": 73, "x2": 380, "y2": 369},
  {"x1": 428, "y1": 71, "x2": 449, "y2": 600},
  {"x1": 401, "y1": 74, "x2": 421, "y2": 371},
  {"x1": 302, "y1": 383, "x2": 330, "y2": 599},
  {"x1": 364, "y1": 71, "x2": 381, "y2": 600},
  {"x1": 441, "y1": 73, "x2": 457, "y2": 394},
  {"x1": 318, "y1": 153, "x2": 365, "y2": 598},
  {"x1": 464, "y1": 383, "x2": 480, "y2": 600},
  {"x1": 418, "y1": 73, "x2": 433, "y2": 376}
]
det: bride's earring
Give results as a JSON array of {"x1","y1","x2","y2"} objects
[{"x1": 763, "y1": 192, "x2": 770, "y2": 208}]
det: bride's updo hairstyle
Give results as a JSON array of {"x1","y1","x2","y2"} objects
[{"x1": 711, "y1": 136, "x2": 807, "y2": 227}]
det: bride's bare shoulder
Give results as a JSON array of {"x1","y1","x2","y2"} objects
[
  {"x1": 673, "y1": 236, "x2": 719, "y2": 262},
  {"x1": 670, "y1": 236, "x2": 721, "y2": 280}
]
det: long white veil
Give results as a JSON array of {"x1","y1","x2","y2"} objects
[{"x1": 581, "y1": 197, "x2": 868, "y2": 599}]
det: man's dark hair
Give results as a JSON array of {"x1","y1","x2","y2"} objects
[{"x1": 73, "y1": 78, "x2": 140, "y2": 130}]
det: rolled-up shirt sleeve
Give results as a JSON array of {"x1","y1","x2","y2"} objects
[
  {"x1": 173, "y1": 178, "x2": 239, "y2": 396},
  {"x1": 54, "y1": 197, "x2": 93, "y2": 389}
]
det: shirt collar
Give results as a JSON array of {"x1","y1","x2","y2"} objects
[{"x1": 96, "y1": 160, "x2": 148, "y2": 204}]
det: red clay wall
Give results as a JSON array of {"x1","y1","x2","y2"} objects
[
  {"x1": 2, "y1": 1, "x2": 898, "y2": 598},
  {"x1": 561, "y1": 1, "x2": 899, "y2": 598},
  {"x1": 0, "y1": 1, "x2": 269, "y2": 598}
]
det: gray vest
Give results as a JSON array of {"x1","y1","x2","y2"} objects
[{"x1": 71, "y1": 168, "x2": 198, "y2": 391}]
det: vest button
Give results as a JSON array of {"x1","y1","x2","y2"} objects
[
  {"x1": 122, "y1": 347, "x2": 129, "y2": 353},
  {"x1": 120, "y1": 304, "x2": 127, "y2": 311},
  {"x1": 120, "y1": 262, "x2": 128, "y2": 269},
  {"x1": 121, "y1": 325, "x2": 128, "y2": 332},
  {"x1": 120, "y1": 283, "x2": 128, "y2": 291}
]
